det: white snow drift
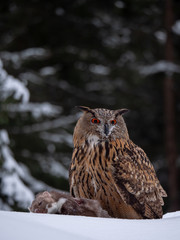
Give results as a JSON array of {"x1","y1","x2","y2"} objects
[{"x1": 0, "y1": 210, "x2": 180, "y2": 240}]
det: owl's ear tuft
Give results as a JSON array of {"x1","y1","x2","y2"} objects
[
  {"x1": 76, "y1": 106, "x2": 92, "y2": 112},
  {"x1": 76, "y1": 106, "x2": 96, "y2": 117},
  {"x1": 115, "y1": 108, "x2": 129, "y2": 117}
]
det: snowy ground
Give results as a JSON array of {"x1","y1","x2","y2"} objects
[{"x1": 0, "y1": 210, "x2": 180, "y2": 240}]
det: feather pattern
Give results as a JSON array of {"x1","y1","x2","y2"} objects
[
  {"x1": 111, "y1": 139, "x2": 167, "y2": 218},
  {"x1": 69, "y1": 107, "x2": 167, "y2": 219}
]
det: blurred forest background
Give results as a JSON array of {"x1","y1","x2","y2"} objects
[{"x1": 0, "y1": 0, "x2": 179, "y2": 212}]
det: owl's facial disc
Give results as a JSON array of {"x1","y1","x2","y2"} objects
[
  {"x1": 74, "y1": 107, "x2": 129, "y2": 147},
  {"x1": 91, "y1": 117, "x2": 117, "y2": 140}
]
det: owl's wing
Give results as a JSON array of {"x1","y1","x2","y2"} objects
[{"x1": 112, "y1": 139, "x2": 167, "y2": 219}]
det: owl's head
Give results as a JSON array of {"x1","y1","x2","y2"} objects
[{"x1": 73, "y1": 106, "x2": 129, "y2": 146}]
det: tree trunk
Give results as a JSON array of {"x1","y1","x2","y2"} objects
[{"x1": 164, "y1": 0, "x2": 179, "y2": 211}]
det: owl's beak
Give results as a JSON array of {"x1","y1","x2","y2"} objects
[{"x1": 104, "y1": 124, "x2": 109, "y2": 136}]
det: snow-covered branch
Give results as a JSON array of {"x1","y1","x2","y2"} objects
[
  {"x1": 0, "y1": 130, "x2": 34, "y2": 209},
  {"x1": 13, "y1": 114, "x2": 79, "y2": 134},
  {"x1": 0, "y1": 59, "x2": 29, "y2": 102},
  {"x1": 3, "y1": 102, "x2": 62, "y2": 119},
  {"x1": 139, "y1": 61, "x2": 180, "y2": 75}
]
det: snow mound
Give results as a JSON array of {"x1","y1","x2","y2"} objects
[
  {"x1": 0, "y1": 210, "x2": 180, "y2": 240},
  {"x1": 163, "y1": 211, "x2": 180, "y2": 219}
]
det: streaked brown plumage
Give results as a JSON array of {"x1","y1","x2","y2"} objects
[{"x1": 69, "y1": 106, "x2": 167, "y2": 219}]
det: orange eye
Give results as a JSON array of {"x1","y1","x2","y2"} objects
[
  {"x1": 110, "y1": 119, "x2": 117, "y2": 125},
  {"x1": 91, "y1": 118, "x2": 100, "y2": 124}
]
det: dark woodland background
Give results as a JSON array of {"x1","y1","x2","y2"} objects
[{"x1": 0, "y1": 0, "x2": 179, "y2": 212}]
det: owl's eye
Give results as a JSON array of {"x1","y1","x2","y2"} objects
[
  {"x1": 110, "y1": 120, "x2": 117, "y2": 125},
  {"x1": 91, "y1": 118, "x2": 100, "y2": 124}
]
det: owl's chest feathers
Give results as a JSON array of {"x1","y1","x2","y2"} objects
[
  {"x1": 76, "y1": 139, "x2": 115, "y2": 170},
  {"x1": 87, "y1": 135, "x2": 100, "y2": 147},
  {"x1": 71, "y1": 139, "x2": 119, "y2": 196}
]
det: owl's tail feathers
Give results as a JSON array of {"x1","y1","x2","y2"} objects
[
  {"x1": 146, "y1": 185, "x2": 167, "y2": 219},
  {"x1": 157, "y1": 184, "x2": 167, "y2": 206},
  {"x1": 144, "y1": 201, "x2": 163, "y2": 219}
]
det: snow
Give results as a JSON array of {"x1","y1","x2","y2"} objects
[
  {"x1": 0, "y1": 131, "x2": 50, "y2": 209},
  {"x1": 103, "y1": 30, "x2": 130, "y2": 47},
  {"x1": 55, "y1": 8, "x2": 65, "y2": 16},
  {"x1": 115, "y1": 1, "x2": 125, "y2": 9},
  {"x1": 0, "y1": 59, "x2": 29, "y2": 102},
  {"x1": 39, "y1": 66, "x2": 57, "y2": 76},
  {"x1": 172, "y1": 20, "x2": 180, "y2": 35},
  {"x1": 2, "y1": 144, "x2": 24, "y2": 176},
  {"x1": 19, "y1": 71, "x2": 43, "y2": 84},
  {"x1": 0, "y1": 210, "x2": 180, "y2": 240},
  {"x1": 38, "y1": 157, "x2": 69, "y2": 179},
  {"x1": 5, "y1": 102, "x2": 62, "y2": 119},
  {"x1": 20, "y1": 48, "x2": 49, "y2": 59},
  {"x1": 0, "y1": 199, "x2": 11, "y2": 211},
  {"x1": 20, "y1": 114, "x2": 78, "y2": 133},
  {"x1": 2, "y1": 173, "x2": 34, "y2": 208},
  {"x1": 0, "y1": 48, "x2": 50, "y2": 68},
  {"x1": 3, "y1": 76, "x2": 29, "y2": 102},
  {"x1": 20, "y1": 150, "x2": 69, "y2": 179},
  {"x1": 0, "y1": 57, "x2": 59, "y2": 210},
  {"x1": 154, "y1": 31, "x2": 167, "y2": 43},
  {"x1": 139, "y1": 61, "x2": 180, "y2": 75},
  {"x1": 89, "y1": 64, "x2": 110, "y2": 75},
  {"x1": 19, "y1": 163, "x2": 49, "y2": 192},
  {"x1": 40, "y1": 131, "x2": 73, "y2": 147},
  {"x1": 0, "y1": 130, "x2": 35, "y2": 209},
  {"x1": 0, "y1": 130, "x2": 10, "y2": 145}
]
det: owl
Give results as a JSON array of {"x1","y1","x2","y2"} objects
[
  {"x1": 29, "y1": 190, "x2": 109, "y2": 218},
  {"x1": 69, "y1": 106, "x2": 167, "y2": 219}
]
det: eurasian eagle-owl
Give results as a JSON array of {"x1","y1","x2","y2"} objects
[{"x1": 69, "y1": 106, "x2": 167, "y2": 219}]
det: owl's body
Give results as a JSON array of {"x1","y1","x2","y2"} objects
[{"x1": 69, "y1": 107, "x2": 167, "y2": 219}]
